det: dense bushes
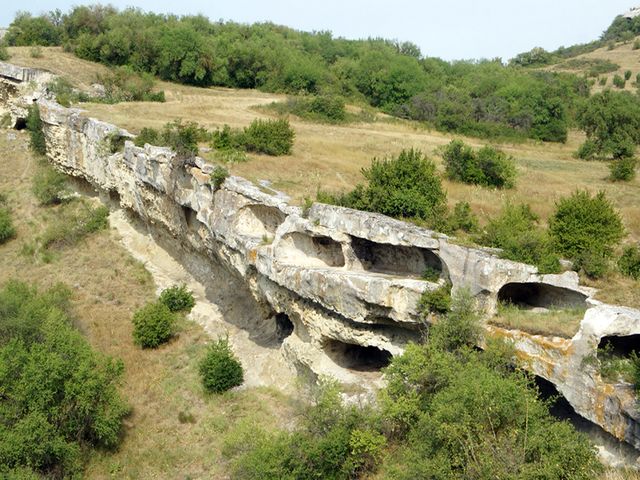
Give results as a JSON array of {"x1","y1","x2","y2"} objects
[
  {"x1": 479, "y1": 202, "x2": 561, "y2": 273},
  {"x1": 132, "y1": 301, "x2": 176, "y2": 348},
  {"x1": 609, "y1": 156, "x2": 637, "y2": 181},
  {"x1": 619, "y1": 244, "x2": 640, "y2": 280},
  {"x1": 199, "y1": 337, "x2": 244, "y2": 393},
  {"x1": 8, "y1": 6, "x2": 588, "y2": 143},
  {"x1": 226, "y1": 292, "x2": 602, "y2": 479},
  {"x1": 549, "y1": 190, "x2": 625, "y2": 277},
  {"x1": 442, "y1": 139, "x2": 516, "y2": 188},
  {"x1": 331, "y1": 148, "x2": 448, "y2": 229},
  {"x1": 26, "y1": 104, "x2": 46, "y2": 155},
  {"x1": 159, "y1": 284, "x2": 195, "y2": 312},
  {"x1": 0, "y1": 280, "x2": 128, "y2": 478}
]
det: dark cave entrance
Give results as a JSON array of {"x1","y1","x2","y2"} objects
[
  {"x1": 275, "y1": 312, "x2": 294, "y2": 342},
  {"x1": 13, "y1": 117, "x2": 26, "y2": 130},
  {"x1": 323, "y1": 338, "x2": 392, "y2": 371},
  {"x1": 497, "y1": 282, "x2": 587, "y2": 309}
]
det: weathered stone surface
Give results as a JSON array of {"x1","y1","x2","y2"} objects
[{"x1": 2, "y1": 62, "x2": 639, "y2": 450}]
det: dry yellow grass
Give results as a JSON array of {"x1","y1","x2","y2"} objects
[
  {"x1": 0, "y1": 131, "x2": 295, "y2": 478},
  {"x1": 550, "y1": 38, "x2": 640, "y2": 93},
  {"x1": 490, "y1": 304, "x2": 586, "y2": 338}
]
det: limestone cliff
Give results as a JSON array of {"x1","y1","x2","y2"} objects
[{"x1": 1, "y1": 61, "x2": 639, "y2": 452}]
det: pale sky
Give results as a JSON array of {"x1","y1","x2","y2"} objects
[{"x1": 1, "y1": 1, "x2": 636, "y2": 61}]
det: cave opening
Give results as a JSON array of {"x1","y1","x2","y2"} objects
[
  {"x1": 497, "y1": 282, "x2": 587, "y2": 310},
  {"x1": 235, "y1": 204, "x2": 286, "y2": 238},
  {"x1": 275, "y1": 312, "x2": 294, "y2": 342},
  {"x1": 277, "y1": 232, "x2": 345, "y2": 268},
  {"x1": 323, "y1": 338, "x2": 392, "y2": 371},
  {"x1": 350, "y1": 236, "x2": 445, "y2": 279},
  {"x1": 597, "y1": 335, "x2": 640, "y2": 385},
  {"x1": 13, "y1": 117, "x2": 26, "y2": 130},
  {"x1": 182, "y1": 205, "x2": 198, "y2": 232}
]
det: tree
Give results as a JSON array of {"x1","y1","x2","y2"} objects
[
  {"x1": 576, "y1": 90, "x2": 640, "y2": 159},
  {"x1": 199, "y1": 337, "x2": 244, "y2": 393}
]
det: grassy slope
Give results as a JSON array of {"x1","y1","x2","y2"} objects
[
  {"x1": 0, "y1": 131, "x2": 294, "y2": 479},
  {"x1": 549, "y1": 37, "x2": 640, "y2": 92}
]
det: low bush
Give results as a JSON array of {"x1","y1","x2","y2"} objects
[
  {"x1": 162, "y1": 120, "x2": 208, "y2": 157},
  {"x1": 31, "y1": 166, "x2": 67, "y2": 205},
  {"x1": 40, "y1": 203, "x2": 109, "y2": 250},
  {"x1": 609, "y1": 156, "x2": 637, "y2": 181},
  {"x1": 619, "y1": 244, "x2": 640, "y2": 280},
  {"x1": 29, "y1": 46, "x2": 43, "y2": 58},
  {"x1": 334, "y1": 148, "x2": 449, "y2": 230},
  {"x1": 447, "y1": 201, "x2": 478, "y2": 233},
  {"x1": 159, "y1": 284, "x2": 195, "y2": 312},
  {"x1": 131, "y1": 301, "x2": 176, "y2": 348},
  {"x1": 428, "y1": 288, "x2": 481, "y2": 351},
  {"x1": 242, "y1": 118, "x2": 295, "y2": 156},
  {"x1": 210, "y1": 165, "x2": 229, "y2": 189},
  {"x1": 97, "y1": 66, "x2": 165, "y2": 103},
  {"x1": 134, "y1": 127, "x2": 160, "y2": 147},
  {"x1": 613, "y1": 74, "x2": 626, "y2": 88},
  {"x1": 268, "y1": 94, "x2": 347, "y2": 123},
  {"x1": 599, "y1": 76, "x2": 607, "y2": 86},
  {"x1": 625, "y1": 70, "x2": 633, "y2": 81},
  {"x1": 417, "y1": 282, "x2": 451, "y2": 315},
  {"x1": 199, "y1": 337, "x2": 244, "y2": 393},
  {"x1": 26, "y1": 104, "x2": 46, "y2": 155},
  {"x1": 0, "y1": 43, "x2": 9, "y2": 61},
  {"x1": 548, "y1": 190, "x2": 625, "y2": 277},
  {"x1": 0, "y1": 195, "x2": 16, "y2": 244},
  {"x1": 479, "y1": 202, "x2": 561, "y2": 273},
  {"x1": 442, "y1": 140, "x2": 516, "y2": 189}
]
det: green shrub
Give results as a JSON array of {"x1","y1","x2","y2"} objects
[
  {"x1": 242, "y1": 118, "x2": 295, "y2": 156},
  {"x1": 599, "y1": 76, "x2": 607, "y2": 86},
  {"x1": 132, "y1": 301, "x2": 176, "y2": 348},
  {"x1": 0, "y1": 281, "x2": 128, "y2": 477},
  {"x1": 548, "y1": 190, "x2": 625, "y2": 276},
  {"x1": 336, "y1": 148, "x2": 448, "y2": 229},
  {"x1": 199, "y1": 337, "x2": 244, "y2": 393},
  {"x1": 609, "y1": 156, "x2": 637, "y2": 181},
  {"x1": 269, "y1": 94, "x2": 347, "y2": 123},
  {"x1": 26, "y1": 104, "x2": 46, "y2": 155},
  {"x1": 418, "y1": 283, "x2": 451, "y2": 315},
  {"x1": 31, "y1": 166, "x2": 67, "y2": 205},
  {"x1": 134, "y1": 127, "x2": 160, "y2": 147},
  {"x1": 613, "y1": 74, "x2": 626, "y2": 88},
  {"x1": 619, "y1": 244, "x2": 640, "y2": 280},
  {"x1": 210, "y1": 165, "x2": 229, "y2": 189},
  {"x1": 161, "y1": 119, "x2": 208, "y2": 157},
  {"x1": 40, "y1": 203, "x2": 109, "y2": 250},
  {"x1": 211, "y1": 124, "x2": 244, "y2": 151},
  {"x1": 159, "y1": 284, "x2": 195, "y2": 312},
  {"x1": 479, "y1": 202, "x2": 561, "y2": 273},
  {"x1": 442, "y1": 140, "x2": 516, "y2": 189},
  {"x1": 96, "y1": 66, "x2": 165, "y2": 103},
  {"x1": 0, "y1": 43, "x2": 9, "y2": 61},
  {"x1": 625, "y1": 70, "x2": 633, "y2": 81},
  {"x1": 634, "y1": 39, "x2": 640, "y2": 50},
  {"x1": 447, "y1": 201, "x2": 478, "y2": 233},
  {"x1": 0, "y1": 196, "x2": 16, "y2": 244},
  {"x1": 429, "y1": 288, "x2": 481, "y2": 352}
]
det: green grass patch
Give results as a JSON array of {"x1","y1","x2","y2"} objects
[{"x1": 490, "y1": 302, "x2": 586, "y2": 338}]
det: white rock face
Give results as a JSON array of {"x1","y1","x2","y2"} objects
[{"x1": 2, "y1": 63, "x2": 640, "y2": 450}]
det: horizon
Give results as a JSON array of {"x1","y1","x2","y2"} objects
[{"x1": 1, "y1": 1, "x2": 637, "y2": 61}]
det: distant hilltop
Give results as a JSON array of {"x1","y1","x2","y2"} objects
[{"x1": 623, "y1": 6, "x2": 640, "y2": 18}]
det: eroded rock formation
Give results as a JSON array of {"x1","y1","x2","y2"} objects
[{"x1": 1, "y1": 61, "x2": 639, "y2": 452}]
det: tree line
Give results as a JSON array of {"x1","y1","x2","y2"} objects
[{"x1": 6, "y1": 5, "x2": 590, "y2": 142}]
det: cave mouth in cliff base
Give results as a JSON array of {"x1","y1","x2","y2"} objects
[
  {"x1": 497, "y1": 282, "x2": 587, "y2": 310},
  {"x1": 278, "y1": 232, "x2": 345, "y2": 268},
  {"x1": 275, "y1": 312, "x2": 294, "y2": 342},
  {"x1": 597, "y1": 335, "x2": 640, "y2": 370},
  {"x1": 323, "y1": 339, "x2": 392, "y2": 371},
  {"x1": 13, "y1": 117, "x2": 26, "y2": 130},
  {"x1": 350, "y1": 236, "x2": 445, "y2": 280},
  {"x1": 182, "y1": 205, "x2": 199, "y2": 232}
]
